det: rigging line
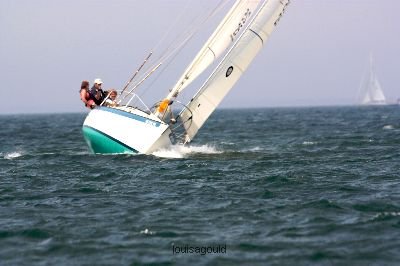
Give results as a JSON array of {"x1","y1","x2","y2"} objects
[
  {"x1": 133, "y1": 1, "x2": 220, "y2": 82},
  {"x1": 118, "y1": 0, "x2": 195, "y2": 104},
  {"x1": 133, "y1": 0, "x2": 200, "y2": 80},
  {"x1": 164, "y1": 0, "x2": 234, "y2": 102},
  {"x1": 135, "y1": 9, "x2": 222, "y2": 101},
  {"x1": 118, "y1": 51, "x2": 153, "y2": 103},
  {"x1": 140, "y1": 38, "x2": 195, "y2": 100},
  {"x1": 124, "y1": 62, "x2": 163, "y2": 107},
  {"x1": 170, "y1": 0, "x2": 247, "y2": 98},
  {"x1": 156, "y1": 0, "x2": 230, "y2": 64},
  {"x1": 131, "y1": 31, "x2": 199, "y2": 105},
  {"x1": 182, "y1": 0, "x2": 268, "y2": 109},
  {"x1": 129, "y1": 0, "x2": 230, "y2": 99},
  {"x1": 151, "y1": 0, "x2": 195, "y2": 53},
  {"x1": 119, "y1": 9, "x2": 213, "y2": 104},
  {"x1": 122, "y1": 0, "x2": 231, "y2": 107}
]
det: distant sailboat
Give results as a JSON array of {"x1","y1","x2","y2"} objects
[{"x1": 358, "y1": 54, "x2": 386, "y2": 105}]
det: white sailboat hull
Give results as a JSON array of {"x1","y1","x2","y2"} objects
[{"x1": 82, "y1": 107, "x2": 172, "y2": 154}]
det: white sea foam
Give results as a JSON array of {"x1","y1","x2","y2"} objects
[
  {"x1": 38, "y1": 238, "x2": 53, "y2": 246},
  {"x1": 220, "y1": 141, "x2": 235, "y2": 145},
  {"x1": 140, "y1": 228, "x2": 155, "y2": 235},
  {"x1": 152, "y1": 144, "x2": 222, "y2": 159},
  {"x1": 302, "y1": 141, "x2": 316, "y2": 145},
  {"x1": 383, "y1": 125, "x2": 394, "y2": 130},
  {"x1": 248, "y1": 146, "x2": 262, "y2": 151},
  {"x1": 4, "y1": 151, "x2": 23, "y2": 159},
  {"x1": 372, "y1": 211, "x2": 400, "y2": 221}
]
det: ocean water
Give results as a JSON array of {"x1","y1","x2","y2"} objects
[{"x1": 1, "y1": 106, "x2": 400, "y2": 265}]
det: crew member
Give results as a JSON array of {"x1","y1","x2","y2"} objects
[
  {"x1": 79, "y1": 80, "x2": 95, "y2": 109},
  {"x1": 89, "y1": 78, "x2": 106, "y2": 106}
]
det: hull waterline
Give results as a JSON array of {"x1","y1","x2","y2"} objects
[{"x1": 82, "y1": 126, "x2": 138, "y2": 154}]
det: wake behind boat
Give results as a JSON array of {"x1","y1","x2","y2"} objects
[{"x1": 82, "y1": 0, "x2": 290, "y2": 154}]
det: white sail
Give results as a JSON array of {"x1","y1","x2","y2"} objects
[
  {"x1": 361, "y1": 93, "x2": 371, "y2": 105},
  {"x1": 180, "y1": 0, "x2": 289, "y2": 142},
  {"x1": 166, "y1": 0, "x2": 262, "y2": 100},
  {"x1": 360, "y1": 55, "x2": 386, "y2": 105},
  {"x1": 371, "y1": 73, "x2": 385, "y2": 102}
]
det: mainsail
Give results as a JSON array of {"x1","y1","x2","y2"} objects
[
  {"x1": 166, "y1": 0, "x2": 262, "y2": 100},
  {"x1": 180, "y1": 0, "x2": 290, "y2": 142},
  {"x1": 360, "y1": 55, "x2": 386, "y2": 105}
]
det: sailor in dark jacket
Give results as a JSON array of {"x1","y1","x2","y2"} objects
[{"x1": 89, "y1": 78, "x2": 106, "y2": 106}]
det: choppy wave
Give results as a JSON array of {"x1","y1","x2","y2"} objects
[
  {"x1": 383, "y1": 125, "x2": 394, "y2": 130},
  {"x1": 1, "y1": 107, "x2": 400, "y2": 265},
  {"x1": 302, "y1": 141, "x2": 316, "y2": 145},
  {"x1": 140, "y1": 228, "x2": 155, "y2": 235},
  {"x1": 3, "y1": 151, "x2": 24, "y2": 159},
  {"x1": 372, "y1": 211, "x2": 400, "y2": 220}
]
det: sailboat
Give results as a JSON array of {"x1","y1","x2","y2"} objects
[
  {"x1": 359, "y1": 54, "x2": 387, "y2": 105},
  {"x1": 82, "y1": 0, "x2": 290, "y2": 154}
]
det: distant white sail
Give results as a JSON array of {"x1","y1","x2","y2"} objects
[
  {"x1": 166, "y1": 0, "x2": 262, "y2": 100},
  {"x1": 180, "y1": 0, "x2": 289, "y2": 142},
  {"x1": 360, "y1": 55, "x2": 386, "y2": 105}
]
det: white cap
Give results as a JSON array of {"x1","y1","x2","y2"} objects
[{"x1": 94, "y1": 78, "x2": 103, "y2": 84}]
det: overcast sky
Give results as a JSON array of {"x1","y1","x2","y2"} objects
[{"x1": 0, "y1": 0, "x2": 399, "y2": 114}]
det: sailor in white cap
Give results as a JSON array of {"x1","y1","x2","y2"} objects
[{"x1": 89, "y1": 78, "x2": 106, "y2": 106}]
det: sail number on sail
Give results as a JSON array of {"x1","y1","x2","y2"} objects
[
  {"x1": 230, "y1": 8, "x2": 251, "y2": 42},
  {"x1": 274, "y1": 1, "x2": 290, "y2": 26}
]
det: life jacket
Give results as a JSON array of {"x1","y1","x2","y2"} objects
[{"x1": 88, "y1": 86, "x2": 106, "y2": 105}]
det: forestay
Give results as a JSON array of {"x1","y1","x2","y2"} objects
[
  {"x1": 180, "y1": 0, "x2": 290, "y2": 142},
  {"x1": 166, "y1": 0, "x2": 262, "y2": 100}
]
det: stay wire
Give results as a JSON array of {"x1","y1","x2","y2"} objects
[{"x1": 132, "y1": 0, "x2": 230, "y2": 101}]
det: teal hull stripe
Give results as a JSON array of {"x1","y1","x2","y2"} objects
[
  {"x1": 82, "y1": 125, "x2": 138, "y2": 154},
  {"x1": 98, "y1": 106, "x2": 161, "y2": 127}
]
